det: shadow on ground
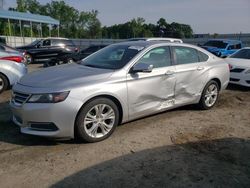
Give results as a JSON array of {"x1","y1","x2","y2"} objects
[
  {"x1": 51, "y1": 138, "x2": 250, "y2": 188},
  {"x1": 227, "y1": 83, "x2": 250, "y2": 92}
]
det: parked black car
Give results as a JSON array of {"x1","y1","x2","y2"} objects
[
  {"x1": 16, "y1": 38, "x2": 78, "y2": 64},
  {"x1": 45, "y1": 44, "x2": 107, "y2": 67},
  {"x1": 63, "y1": 44, "x2": 107, "y2": 62}
]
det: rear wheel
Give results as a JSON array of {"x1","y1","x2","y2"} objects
[
  {"x1": 198, "y1": 80, "x2": 219, "y2": 110},
  {"x1": 66, "y1": 58, "x2": 74, "y2": 64},
  {"x1": 0, "y1": 74, "x2": 9, "y2": 94},
  {"x1": 75, "y1": 98, "x2": 119, "y2": 142}
]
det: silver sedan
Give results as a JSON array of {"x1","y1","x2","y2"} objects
[
  {"x1": 0, "y1": 50, "x2": 27, "y2": 93},
  {"x1": 10, "y1": 41, "x2": 229, "y2": 142}
]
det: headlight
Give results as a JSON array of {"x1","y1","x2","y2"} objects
[{"x1": 27, "y1": 91, "x2": 70, "y2": 103}]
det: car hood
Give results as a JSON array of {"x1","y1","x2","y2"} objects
[
  {"x1": 18, "y1": 63, "x2": 114, "y2": 89},
  {"x1": 225, "y1": 58, "x2": 250, "y2": 68}
]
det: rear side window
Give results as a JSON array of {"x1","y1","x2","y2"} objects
[
  {"x1": 52, "y1": 39, "x2": 75, "y2": 46},
  {"x1": 173, "y1": 46, "x2": 199, "y2": 64},
  {"x1": 198, "y1": 51, "x2": 209, "y2": 62},
  {"x1": 228, "y1": 43, "x2": 242, "y2": 50}
]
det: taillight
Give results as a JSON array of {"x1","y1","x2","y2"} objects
[{"x1": 0, "y1": 56, "x2": 23, "y2": 63}]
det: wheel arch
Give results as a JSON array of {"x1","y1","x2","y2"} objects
[
  {"x1": 0, "y1": 72, "x2": 10, "y2": 89},
  {"x1": 210, "y1": 77, "x2": 221, "y2": 90},
  {"x1": 74, "y1": 94, "x2": 124, "y2": 136}
]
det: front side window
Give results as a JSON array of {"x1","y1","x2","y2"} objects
[
  {"x1": 230, "y1": 49, "x2": 250, "y2": 60},
  {"x1": 173, "y1": 46, "x2": 199, "y2": 64},
  {"x1": 81, "y1": 44, "x2": 143, "y2": 69},
  {"x1": 228, "y1": 43, "x2": 242, "y2": 50},
  {"x1": 42, "y1": 39, "x2": 51, "y2": 46},
  {"x1": 136, "y1": 47, "x2": 171, "y2": 68}
]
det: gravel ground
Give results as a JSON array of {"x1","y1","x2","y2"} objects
[{"x1": 0, "y1": 64, "x2": 250, "y2": 188}]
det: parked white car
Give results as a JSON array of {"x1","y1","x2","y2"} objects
[{"x1": 226, "y1": 47, "x2": 250, "y2": 87}]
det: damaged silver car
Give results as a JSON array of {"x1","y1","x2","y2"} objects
[{"x1": 10, "y1": 41, "x2": 229, "y2": 142}]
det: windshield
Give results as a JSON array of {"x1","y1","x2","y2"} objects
[
  {"x1": 230, "y1": 49, "x2": 250, "y2": 60},
  {"x1": 203, "y1": 40, "x2": 228, "y2": 49},
  {"x1": 81, "y1": 44, "x2": 144, "y2": 69},
  {"x1": 30, "y1": 39, "x2": 42, "y2": 46}
]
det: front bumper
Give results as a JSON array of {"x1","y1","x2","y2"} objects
[
  {"x1": 230, "y1": 72, "x2": 250, "y2": 87},
  {"x1": 10, "y1": 95, "x2": 83, "y2": 139}
]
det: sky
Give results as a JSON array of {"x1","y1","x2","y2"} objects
[{"x1": 3, "y1": 0, "x2": 250, "y2": 34}]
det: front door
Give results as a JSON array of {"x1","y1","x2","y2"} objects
[{"x1": 127, "y1": 46, "x2": 176, "y2": 120}]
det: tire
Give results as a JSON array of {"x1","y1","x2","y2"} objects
[
  {"x1": 198, "y1": 80, "x2": 219, "y2": 110},
  {"x1": 75, "y1": 98, "x2": 119, "y2": 142},
  {"x1": 0, "y1": 74, "x2": 9, "y2": 94},
  {"x1": 25, "y1": 53, "x2": 33, "y2": 64},
  {"x1": 66, "y1": 58, "x2": 74, "y2": 64}
]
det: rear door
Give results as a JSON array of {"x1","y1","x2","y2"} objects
[
  {"x1": 127, "y1": 46, "x2": 176, "y2": 119},
  {"x1": 172, "y1": 46, "x2": 209, "y2": 104}
]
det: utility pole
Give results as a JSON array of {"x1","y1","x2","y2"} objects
[{"x1": 0, "y1": 0, "x2": 4, "y2": 9}]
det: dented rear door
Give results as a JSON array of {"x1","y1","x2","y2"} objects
[{"x1": 172, "y1": 46, "x2": 208, "y2": 104}]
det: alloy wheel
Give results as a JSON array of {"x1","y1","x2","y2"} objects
[
  {"x1": 204, "y1": 84, "x2": 218, "y2": 107},
  {"x1": 83, "y1": 104, "x2": 115, "y2": 138}
]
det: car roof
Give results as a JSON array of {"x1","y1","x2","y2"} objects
[
  {"x1": 128, "y1": 37, "x2": 183, "y2": 43},
  {"x1": 45, "y1": 37, "x2": 69, "y2": 40},
  {"x1": 208, "y1": 39, "x2": 242, "y2": 44},
  {"x1": 112, "y1": 40, "x2": 201, "y2": 49}
]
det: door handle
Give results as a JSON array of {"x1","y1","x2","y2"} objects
[
  {"x1": 197, "y1": 66, "x2": 204, "y2": 71},
  {"x1": 165, "y1": 70, "x2": 175, "y2": 76}
]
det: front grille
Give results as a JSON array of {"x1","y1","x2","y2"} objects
[
  {"x1": 13, "y1": 92, "x2": 30, "y2": 105},
  {"x1": 230, "y1": 78, "x2": 240, "y2": 82},
  {"x1": 230, "y1": 68, "x2": 245, "y2": 73}
]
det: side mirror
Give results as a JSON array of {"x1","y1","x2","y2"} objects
[
  {"x1": 36, "y1": 44, "x2": 41, "y2": 48},
  {"x1": 130, "y1": 63, "x2": 153, "y2": 73}
]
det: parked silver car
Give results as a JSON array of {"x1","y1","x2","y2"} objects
[
  {"x1": 0, "y1": 49, "x2": 27, "y2": 93},
  {"x1": 10, "y1": 41, "x2": 229, "y2": 142}
]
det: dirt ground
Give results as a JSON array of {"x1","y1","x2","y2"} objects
[{"x1": 0, "y1": 64, "x2": 250, "y2": 188}]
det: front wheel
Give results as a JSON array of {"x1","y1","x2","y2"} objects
[
  {"x1": 198, "y1": 80, "x2": 219, "y2": 110},
  {"x1": 0, "y1": 74, "x2": 8, "y2": 94},
  {"x1": 75, "y1": 98, "x2": 119, "y2": 142}
]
